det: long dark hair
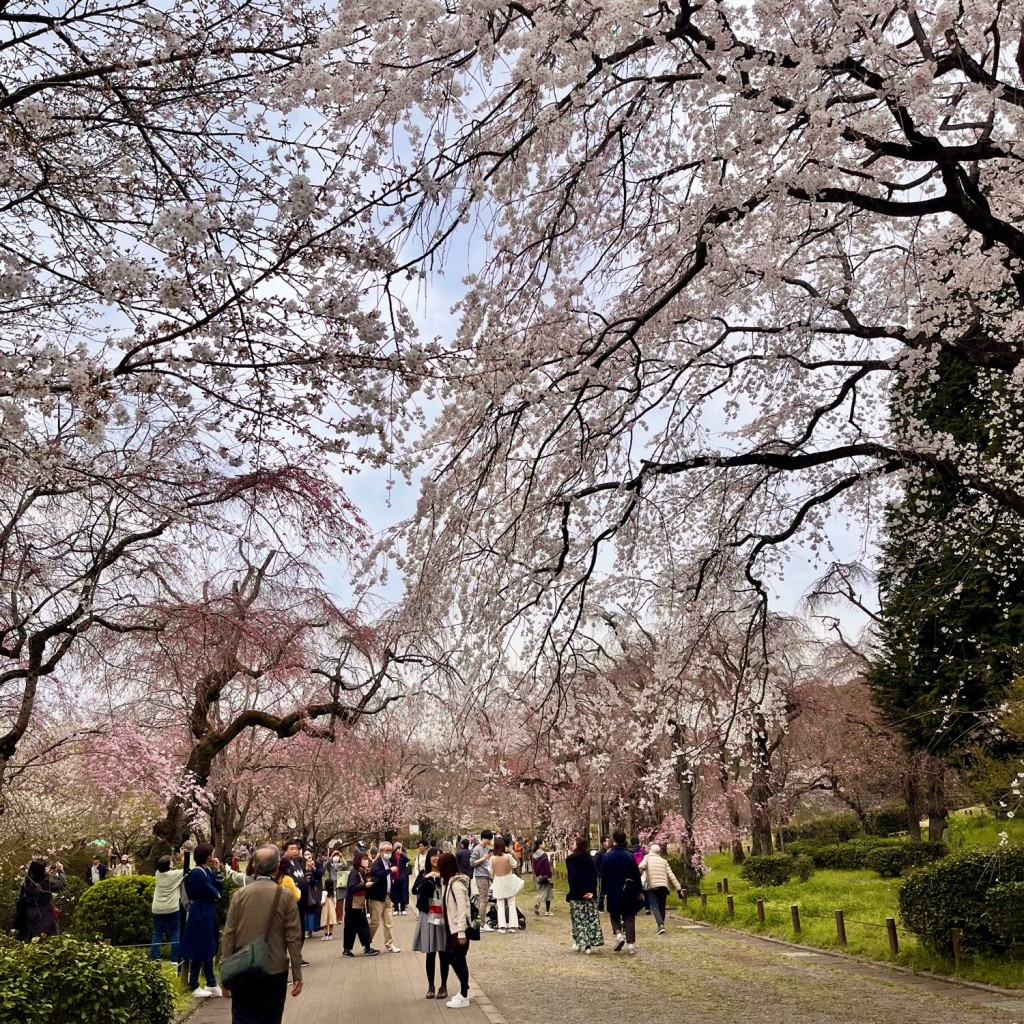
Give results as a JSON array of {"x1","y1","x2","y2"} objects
[
  {"x1": 572, "y1": 836, "x2": 589, "y2": 855},
  {"x1": 352, "y1": 850, "x2": 368, "y2": 873},
  {"x1": 427, "y1": 847, "x2": 441, "y2": 871},
  {"x1": 493, "y1": 836, "x2": 506, "y2": 856},
  {"x1": 26, "y1": 860, "x2": 47, "y2": 886},
  {"x1": 438, "y1": 851, "x2": 460, "y2": 882}
]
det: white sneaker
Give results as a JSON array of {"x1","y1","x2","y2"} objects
[
  {"x1": 446, "y1": 994, "x2": 471, "y2": 1008},
  {"x1": 483, "y1": 924, "x2": 495, "y2": 932},
  {"x1": 322, "y1": 934, "x2": 330, "y2": 941},
  {"x1": 627, "y1": 944, "x2": 637, "y2": 955},
  {"x1": 545, "y1": 911, "x2": 553, "y2": 917},
  {"x1": 207, "y1": 986, "x2": 223, "y2": 997},
  {"x1": 387, "y1": 945, "x2": 401, "y2": 953},
  {"x1": 192, "y1": 988, "x2": 213, "y2": 999},
  {"x1": 613, "y1": 934, "x2": 625, "y2": 951},
  {"x1": 570, "y1": 943, "x2": 579, "y2": 951},
  {"x1": 584, "y1": 946, "x2": 593, "y2": 954}
]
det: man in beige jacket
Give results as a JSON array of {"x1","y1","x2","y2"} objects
[
  {"x1": 221, "y1": 845, "x2": 304, "y2": 1023},
  {"x1": 638, "y1": 844, "x2": 683, "y2": 935}
]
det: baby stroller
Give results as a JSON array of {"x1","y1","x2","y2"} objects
[{"x1": 485, "y1": 891, "x2": 527, "y2": 931}]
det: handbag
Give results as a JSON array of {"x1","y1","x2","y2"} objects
[
  {"x1": 220, "y1": 885, "x2": 284, "y2": 985},
  {"x1": 321, "y1": 890, "x2": 328, "y2": 905}
]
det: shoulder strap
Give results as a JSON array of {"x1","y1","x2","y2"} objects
[{"x1": 264, "y1": 881, "x2": 285, "y2": 942}]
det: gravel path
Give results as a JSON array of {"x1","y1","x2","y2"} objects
[{"x1": 470, "y1": 906, "x2": 1021, "y2": 1024}]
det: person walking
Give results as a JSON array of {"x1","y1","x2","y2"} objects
[
  {"x1": 629, "y1": 836, "x2": 651, "y2": 914},
  {"x1": 489, "y1": 837, "x2": 522, "y2": 933},
  {"x1": 439, "y1": 851, "x2": 473, "y2": 1009},
  {"x1": 412, "y1": 847, "x2": 451, "y2": 999},
  {"x1": 600, "y1": 831, "x2": 643, "y2": 955},
  {"x1": 220, "y1": 845, "x2": 303, "y2": 1024},
  {"x1": 469, "y1": 831, "x2": 494, "y2": 929},
  {"x1": 15, "y1": 859, "x2": 65, "y2": 940},
  {"x1": 512, "y1": 836, "x2": 524, "y2": 876},
  {"x1": 280, "y1": 840, "x2": 311, "y2": 966},
  {"x1": 180, "y1": 842, "x2": 224, "y2": 996},
  {"x1": 532, "y1": 840, "x2": 554, "y2": 916},
  {"x1": 391, "y1": 842, "x2": 411, "y2": 915},
  {"x1": 367, "y1": 841, "x2": 401, "y2": 952},
  {"x1": 638, "y1": 844, "x2": 682, "y2": 935},
  {"x1": 566, "y1": 836, "x2": 604, "y2": 953},
  {"x1": 341, "y1": 850, "x2": 379, "y2": 957},
  {"x1": 151, "y1": 854, "x2": 184, "y2": 962}
]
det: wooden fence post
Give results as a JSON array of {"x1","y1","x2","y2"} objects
[
  {"x1": 951, "y1": 927, "x2": 962, "y2": 969},
  {"x1": 886, "y1": 918, "x2": 899, "y2": 955},
  {"x1": 756, "y1": 899, "x2": 765, "y2": 924},
  {"x1": 790, "y1": 905, "x2": 801, "y2": 934},
  {"x1": 723, "y1": 877, "x2": 729, "y2": 894},
  {"x1": 700, "y1": 892, "x2": 708, "y2": 910},
  {"x1": 727, "y1": 895, "x2": 735, "y2": 918},
  {"x1": 834, "y1": 910, "x2": 846, "y2": 947},
  {"x1": 716, "y1": 881, "x2": 723, "y2": 893}
]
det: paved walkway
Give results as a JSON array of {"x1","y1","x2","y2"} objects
[
  {"x1": 190, "y1": 912, "x2": 500, "y2": 1024},
  {"x1": 190, "y1": 901, "x2": 1024, "y2": 1024}
]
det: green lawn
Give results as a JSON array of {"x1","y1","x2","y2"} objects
[{"x1": 686, "y1": 843, "x2": 1024, "y2": 989}]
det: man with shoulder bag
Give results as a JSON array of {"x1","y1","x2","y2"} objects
[{"x1": 220, "y1": 845, "x2": 304, "y2": 1024}]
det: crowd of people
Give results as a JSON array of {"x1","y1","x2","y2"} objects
[{"x1": 13, "y1": 828, "x2": 682, "y2": 1024}]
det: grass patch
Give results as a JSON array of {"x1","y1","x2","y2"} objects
[{"x1": 682, "y1": 848, "x2": 1024, "y2": 989}]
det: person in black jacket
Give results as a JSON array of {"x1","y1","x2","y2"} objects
[
  {"x1": 15, "y1": 859, "x2": 65, "y2": 940},
  {"x1": 599, "y1": 831, "x2": 644, "y2": 955},
  {"x1": 566, "y1": 837, "x2": 604, "y2": 953},
  {"x1": 282, "y1": 840, "x2": 311, "y2": 966},
  {"x1": 411, "y1": 847, "x2": 450, "y2": 999},
  {"x1": 341, "y1": 851, "x2": 380, "y2": 957},
  {"x1": 367, "y1": 841, "x2": 401, "y2": 953}
]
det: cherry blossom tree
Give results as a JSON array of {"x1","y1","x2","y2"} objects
[{"x1": 338, "y1": 0, "x2": 1024, "y2": 698}]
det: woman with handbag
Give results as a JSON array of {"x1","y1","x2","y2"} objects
[
  {"x1": 566, "y1": 836, "x2": 604, "y2": 953},
  {"x1": 302, "y1": 851, "x2": 323, "y2": 938},
  {"x1": 16, "y1": 859, "x2": 65, "y2": 940},
  {"x1": 341, "y1": 851, "x2": 380, "y2": 957},
  {"x1": 489, "y1": 836, "x2": 522, "y2": 933},
  {"x1": 411, "y1": 847, "x2": 450, "y2": 999},
  {"x1": 439, "y1": 851, "x2": 473, "y2": 1009}
]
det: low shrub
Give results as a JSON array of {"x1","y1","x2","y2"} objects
[
  {"x1": 792, "y1": 854, "x2": 815, "y2": 883},
  {"x1": 812, "y1": 843, "x2": 865, "y2": 870},
  {"x1": 779, "y1": 811, "x2": 863, "y2": 846},
  {"x1": 0, "y1": 934, "x2": 174, "y2": 1024},
  {"x1": 983, "y1": 881, "x2": 1024, "y2": 951},
  {"x1": 73, "y1": 875, "x2": 156, "y2": 947},
  {"x1": 898, "y1": 848, "x2": 1024, "y2": 955},
  {"x1": 740, "y1": 854, "x2": 794, "y2": 887},
  {"x1": 867, "y1": 804, "x2": 911, "y2": 837},
  {"x1": 864, "y1": 845, "x2": 908, "y2": 878}
]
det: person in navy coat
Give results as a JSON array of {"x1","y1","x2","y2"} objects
[
  {"x1": 180, "y1": 843, "x2": 223, "y2": 996},
  {"x1": 598, "y1": 831, "x2": 644, "y2": 954}
]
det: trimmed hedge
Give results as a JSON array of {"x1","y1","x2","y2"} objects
[
  {"x1": 72, "y1": 875, "x2": 156, "y2": 947},
  {"x1": 792, "y1": 854, "x2": 815, "y2": 882},
  {"x1": 867, "y1": 804, "x2": 911, "y2": 837},
  {"x1": 785, "y1": 836, "x2": 945, "y2": 875},
  {"x1": 740, "y1": 854, "x2": 796, "y2": 887},
  {"x1": 0, "y1": 935, "x2": 174, "y2": 1024},
  {"x1": 899, "y1": 848, "x2": 1024, "y2": 954},
  {"x1": 779, "y1": 812, "x2": 862, "y2": 846},
  {"x1": 983, "y1": 881, "x2": 1024, "y2": 951}
]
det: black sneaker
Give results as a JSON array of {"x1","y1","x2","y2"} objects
[
  {"x1": 364, "y1": 948, "x2": 381, "y2": 957},
  {"x1": 342, "y1": 950, "x2": 355, "y2": 958}
]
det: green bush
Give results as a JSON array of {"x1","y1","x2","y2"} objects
[
  {"x1": 812, "y1": 843, "x2": 865, "y2": 870},
  {"x1": 864, "y1": 845, "x2": 908, "y2": 877},
  {"x1": 898, "y1": 848, "x2": 1024, "y2": 954},
  {"x1": 73, "y1": 875, "x2": 155, "y2": 947},
  {"x1": 740, "y1": 854, "x2": 794, "y2": 887},
  {"x1": 0, "y1": 934, "x2": 173, "y2": 1024},
  {"x1": 792, "y1": 854, "x2": 815, "y2": 883},
  {"x1": 983, "y1": 881, "x2": 1024, "y2": 951},
  {"x1": 54, "y1": 874, "x2": 90, "y2": 934},
  {"x1": 779, "y1": 812, "x2": 863, "y2": 846},
  {"x1": 867, "y1": 804, "x2": 911, "y2": 836}
]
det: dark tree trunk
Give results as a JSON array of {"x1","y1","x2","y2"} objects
[
  {"x1": 904, "y1": 769, "x2": 923, "y2": 841},
  {"x1": 670, "y1": 721, "x2": 702, "y2": 888},
  {"x1": 748, "y1": 719, "x2": 774, "y2": 857},
  {"x1": 925, "y1": 758, "x2": 948, "y2": 843}
]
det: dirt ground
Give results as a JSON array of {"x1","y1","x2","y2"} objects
[{"x1": 471, "y1": 906, "x2": 1024, "y2": 1024}]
